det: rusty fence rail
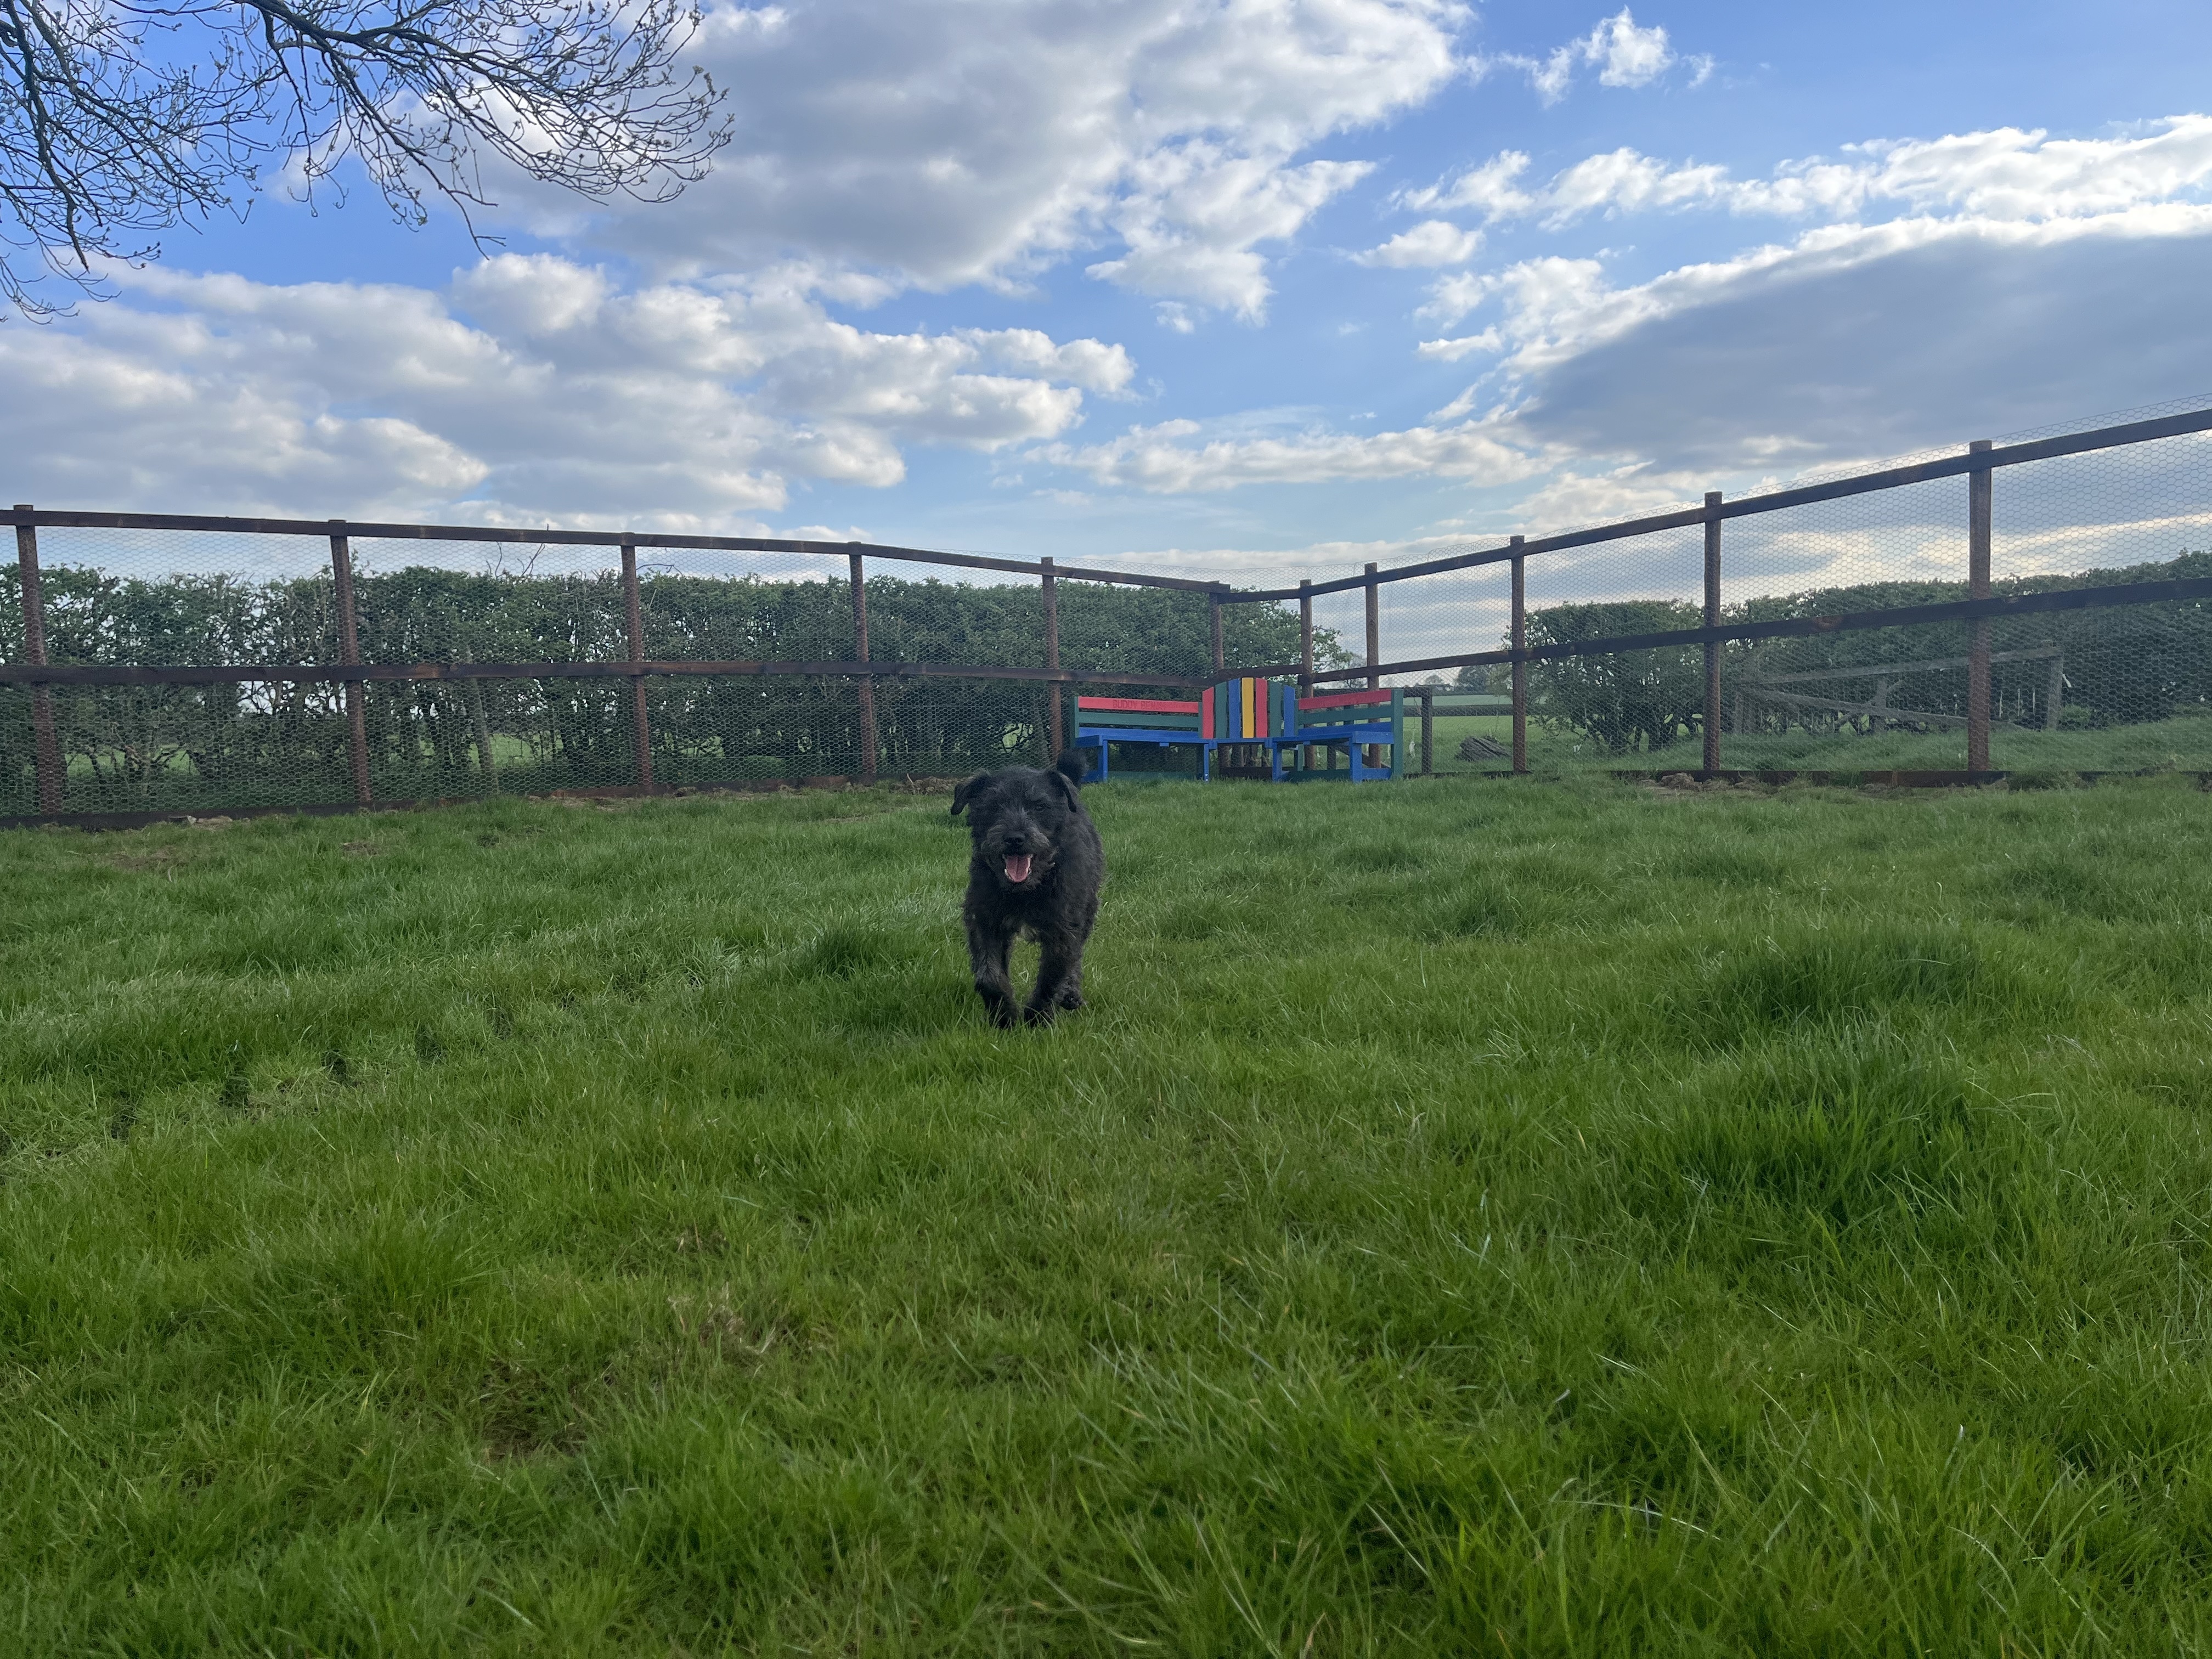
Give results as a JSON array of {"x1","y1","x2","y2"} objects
[{"x1": 7, "y1": 397, "x2": 2212, "y2": 823}]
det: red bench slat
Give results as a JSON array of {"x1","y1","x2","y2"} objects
[
  {"x1": 1077, "y1": 696, "x2": 1202, "y2": 714},
  {"x1": 1301, "y1": 689, "x2": 1392, "y2": 711}
]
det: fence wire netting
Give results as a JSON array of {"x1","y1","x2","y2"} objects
[
  {"x1": 1366, "y1": 403, "x2": 2212, "y2": 777},
  {"x1": 0, "y1": 527, "x2": 1277, "y2": 814},
  {"x1": 7, "y1": 397, "x2": 2212, "y2": 818}
]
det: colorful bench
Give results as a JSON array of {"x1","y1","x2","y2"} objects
[
  {"x1": 1286, "y1": 686, "x2": 1404, "y2": 782},
  {"x1": 1073, "y1": 678, "x2": 1406, "y2": 782},
  {"x1": 1201, "y1": 676, "x2": 1292, "y2": 781},
  {"x1": 1071, "y1": 694, "x2": 1206, "y2": 781}
]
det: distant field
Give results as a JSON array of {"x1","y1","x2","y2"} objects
[
  {"x1": 1423, "y1": 710, "x2": 2212, "y2": 774},
  {"x1": 9, "y1": 776, "x2": 2212, "y2": 1652}
]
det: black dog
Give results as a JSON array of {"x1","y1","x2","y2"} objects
[{"x1": 950, "y1": 750, "x2": 1104, "y2": 1027}]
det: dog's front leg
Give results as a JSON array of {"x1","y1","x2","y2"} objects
[
  {"x1": 1024, "y1": 928, "x2": 1085, "y2": 1025},
  {"x1": 967, "y1": 912, "x2": 1020, "y2": 1028}
]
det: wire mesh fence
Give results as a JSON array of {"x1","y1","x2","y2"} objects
[
  {"x1": 0, "y1": 520, "x2": 1284, "y2": 818},
  {"x1": 7, "y1": 396, "x2": 2212, "y2": 822},
  {"x1": 1294, "y1": 396, "x2": 2212, "y2": 780}
]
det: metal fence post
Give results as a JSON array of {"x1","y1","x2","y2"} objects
[
  {"x1": 621, "y1": 540, "x2": 654, "y2": 791},
  {"x1": 14, "y1": 508, "x2": 63, "y2": 814},
  {"x1": 849, "y1": 549, "x2": 878, "y2": 780},
  {"x1": 328, "y1": 525, "x2": 373, "y2": 805},
  {"x1": 1510, "y1": 537, "x2": 1527, "y2": 775},
  {"x1": 1041, "y1": 556, "x2": 1063, "y2": 757},
  {"x1": 1209, "y1": 589, "x2": 1224, "y2": 675},
  {"x1": 1703, "y1": 492, "x2": 1723, "y2": 775},
  {"x1": 1968, "y1": 440, "x2": 1993, "y2": 774}
]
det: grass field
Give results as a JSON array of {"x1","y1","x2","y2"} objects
[
  {"x1": 9, "y1": 775, "x2": 2212, "y2": 1654},
  {"x1": 1424, "y1": 711, "x2": 2212, "y2": 775}
]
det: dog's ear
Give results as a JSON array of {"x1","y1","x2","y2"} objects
[
  {"x1": 1052, "y1": 749, "x2": 1088, "y2": 789},
  {"x1": 950, "y1": 772, "x2": 990, "y2": 816}
]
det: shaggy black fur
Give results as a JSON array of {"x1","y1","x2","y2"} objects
[{"x1": 950, "y1": 749, "x2": 1105, "y2": 1027}]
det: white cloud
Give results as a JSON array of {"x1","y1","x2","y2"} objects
[
  {"x1": 1463, "y1": 207, "x2": 2212, "y2": 388},
  {"x1": 1382, "y1": 115, "x2": 2212, "y2": 478},
  {"x1": 1355, "y1": 218, "x2": 1483, "y2": 266},
  {"x1": 1402, "y1": 149, "x2": 1534, "y2": 217},
  {"x1": 1415, "y1": 268, "x2": 1489, "y2": 324},
  {"x1": 1416, "y1": 115, "x2": 2212, "y2": 228},
  {"x1": 0, "y1": 257, "x2": 1138, "y2": 524},
  {"x1": 1038, "y1": 414, "x2": 1545, "y2": 492},
  {"x1": 1503, "y1": 464, "x2": 1707, "y2": 529},
  {"x1": 487, "y1": 0, "x2": 1468, "y2": 323},
  {"x1": 1492, "y1": 205, "x2": 2212, "y2": 471},
  {"x1": 1487, "y1": 9, "x2": 1686, "y2": 107},
  {"x1": 1088, "y1": 145, "x2": 1375, "y2": 318},
  {"x1": 1414, "y1": 328, "x2": 1500, "y2": 362}
]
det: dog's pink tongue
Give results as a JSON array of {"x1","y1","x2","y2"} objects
[{"x1": 1004, "y1": 854, "x2": 1033, "y2": 884}]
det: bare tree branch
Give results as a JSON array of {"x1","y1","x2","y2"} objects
[{"x1": 0, "y1": 0, "x2": 726, "y2": 316}]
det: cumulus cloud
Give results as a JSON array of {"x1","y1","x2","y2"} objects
[
  {"x1": 1089, "y1": 145, "x2": 1376, "y2": 318},
  {"x1": 0, "y1": 256, "x2": 1137, "y2": 524},
  {"x1": 1482, "y1": 9, "x2": 1695, "y2": 108},
  {"x1": 485, "y1": 0, "x2": 1468, "y2": 324},
  {"x1": 1413, "y1": 115, "x2": 2212, "y2": 228},
  {"x1": 1355, "y1": 218, "x2": 1482, "y2": 267},
  {"x1": 1018, "y1": 121, "x2": 2212, "y2": 499},
  {"x1": 1387, "y1": 115, "x2": 2212, "y2": 477},
  {"x1": 1502, "y1": 464, "x2": 1709, "y2": 529},
  {"x1": 1037, "y1": 414, "x2": 1545, "y2": 492},
  {"x1": 1443, "y1": 206, "x2": 2212, "y2": 478}
]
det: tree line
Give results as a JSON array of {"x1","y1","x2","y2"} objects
[{"x1": 1449, "y1": 552, "x2": 2212, "y2": 753}]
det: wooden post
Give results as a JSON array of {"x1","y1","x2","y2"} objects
[
  {"x1": 1510, "y1": 537, "x2": 1527, "y2": 775},
  {"x1": 328, "y1": 527, "x2": 373, "y2": 805},
  {"x1": 1967, "y1": 439, "x2": 1993, "y2": 774},
  {"x1": 849, "y1": 549, "x2": 878, "y2": 780},
  {"x1": 1299, "y1": 579, "x2": 1314, "y2": 774},
  {"x1": 1363, "y1": 562, "x2": 1382, "y2": 767},
  {"x1": 14, "y1": 509, "x2": 63, "y2": 814},
  {"x1": 1041, "y1": 556, "x2": 1063, "y2": 757},
  {"x1": 1703, "y1": 491, "x2": 1723, "y2": 775},
  {"x1": 622, "y1": 540, "x2": 654, "y2": 791},
  {"x1": 2045, "y1": 652, "x2": 2064, "y2": 732},
  {"x1": 1420, "y1": 687, "x2": 1434, "y2": 776},
  {"x1": 465, "y1": 676, "x2": 499, "y2": 793},
  {"x1": 1363, "y1": 563, "x2": 1380, "y2": 690},
  {"x1": 1209, "y1": 589, "x2": 1224, "y2": 674}
]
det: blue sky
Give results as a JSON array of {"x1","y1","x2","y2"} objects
[{"x1": 4, "y1": 0, "x2": 2210, "y2": 582}]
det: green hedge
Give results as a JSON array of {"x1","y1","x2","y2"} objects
[
  {"x1": 0, "y1": 567, "x2": 1336, "y2": 812},
  {"x1": 1451, "y1": 553, "x2": 2212, "y2": 754}
]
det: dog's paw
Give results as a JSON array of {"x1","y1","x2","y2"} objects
[
  {"x1": 1021, "y1": 1003, "x2": 1059, "y2": 1028},
  {"x1": 1055, "y1": 988, "x2": 1085, "y2": 1010}
]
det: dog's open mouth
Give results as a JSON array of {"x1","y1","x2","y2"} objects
[{"x1": 1003, "y1": 854, "x2": 1034, "y2": 884}]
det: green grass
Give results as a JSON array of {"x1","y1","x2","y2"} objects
[
  {"x1": 9, "y1": 776, "x2": 2212, "y2": 1654},
  {"x1": 1425, "y1": 711, "x2": 2212, "y2": 774}
]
